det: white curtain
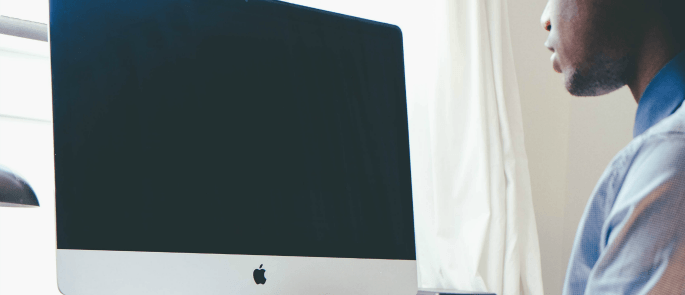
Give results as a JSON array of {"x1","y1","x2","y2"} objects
[{"x1": 410, "y1": 0, "x2": 544, "y2": 294}]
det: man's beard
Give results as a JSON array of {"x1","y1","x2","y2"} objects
[{"x1": 565, "y1": 53, "x2": 630, "y2": 97}]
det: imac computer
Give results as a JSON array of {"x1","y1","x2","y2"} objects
[{"x1": 50, "y1": 0, "x2": 417, "y2": 294}]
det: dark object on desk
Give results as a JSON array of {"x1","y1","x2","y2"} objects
[
  {"x1": 0, "y1": 166, "x2": 39, "y2": 207},
  {"x1": 417, "y1": 288, "x2": 496, "y2": 295}
]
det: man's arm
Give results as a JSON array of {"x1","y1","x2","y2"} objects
[{"x1": 584, "y1": 134, "x2": 685, "y2": 294}]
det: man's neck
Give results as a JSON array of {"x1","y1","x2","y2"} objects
[{"x1": 627, "y1": 19, "x2": 683, "y2": 103}]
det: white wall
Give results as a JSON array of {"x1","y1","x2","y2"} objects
[{"x1": 507, "y1": 1, "x2": 637, "y2": 294}]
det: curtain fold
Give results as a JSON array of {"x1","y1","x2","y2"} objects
[{"x1": 413, "y1": 1, "x2": 544, "y2": 294}]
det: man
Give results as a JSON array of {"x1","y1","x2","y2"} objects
[{"x1": 540, "y1": 0, "x2": 685, "y2": 294}]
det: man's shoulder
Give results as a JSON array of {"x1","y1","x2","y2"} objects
[
  {"x1": 593, "y1": 109, "x2": 685, "y2": 253},
  {"x1": 593, "y1": 109, "x2": 685, "y2": 215},
  {"x1": 613, "y1": 106, "x2": 685, "y2": 167},
  {"x1": 628, "y1": 107, "x2": 685, "y2": 171},
  {"x1": 604, "y1": 109, "x2": 685, "y2": 215},
  {"x1": 621, "y1": 106, "x2": 685, "y2": 183},
  {"x1": 640, "y1": 104, "x2": 685, "y2": 140}
]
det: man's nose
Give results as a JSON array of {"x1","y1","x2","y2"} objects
[{"x1": 544, "y1": 39, "x2": 554, "y2": 53}]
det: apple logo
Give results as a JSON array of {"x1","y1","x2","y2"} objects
[{"x1": 253, "y1": 264, "x2": 266, "y2": 285}]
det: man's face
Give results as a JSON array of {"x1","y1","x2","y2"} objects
[{"x1": 541, "y1": 0, "x2": 640, "y2": 96}]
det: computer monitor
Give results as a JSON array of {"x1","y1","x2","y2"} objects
[{"x1": 50, "y1": 0, "x2": 417, "y2": 294}]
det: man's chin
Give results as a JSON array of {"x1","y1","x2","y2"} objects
[{"x1": 564, "y1": 68, "x2": 625, "y2": 97}]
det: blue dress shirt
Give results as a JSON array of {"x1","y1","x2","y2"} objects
[{"x1": 562, "y1": 50, "x2": 685, "y2": 295}]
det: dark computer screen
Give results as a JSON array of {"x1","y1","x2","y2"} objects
[{"x1": 51, "y1": 0, "x2": 415, "y2": 260}]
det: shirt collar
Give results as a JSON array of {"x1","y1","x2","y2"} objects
[{"x1": 633, "y1": 50, "x2": 685, "y2": 138}]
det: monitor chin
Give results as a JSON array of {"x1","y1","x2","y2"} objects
[{"x1": 57, "y1": 249, "x2": 418, "y2": 295}]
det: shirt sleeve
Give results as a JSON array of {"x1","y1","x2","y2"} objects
[{"x1": 583, "y1": 134, "x2": 685, "y2": 295}]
